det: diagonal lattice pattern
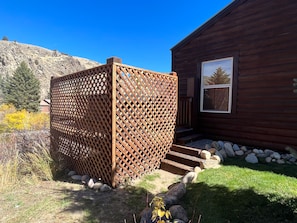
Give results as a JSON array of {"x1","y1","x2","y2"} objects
[
  {"x1": 50, "y1": 62, "x2": 178, "y2": 186},
  {"x1": 114, "y1": 65, "x2": 178, "y2": 184}
]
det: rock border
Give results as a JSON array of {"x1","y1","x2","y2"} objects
[{"x1": 206, "y1": 140, "x2": 297, "y2": 165}]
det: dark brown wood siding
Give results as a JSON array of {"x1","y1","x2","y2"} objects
[{"x1": 172, "y1": 0, "x2": 297, "y2": 150}]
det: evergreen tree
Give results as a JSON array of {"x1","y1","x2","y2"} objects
[
  {"x1": 207, "y1": 67, "x2": 230, "y2": 85},
  {"x1": 2, "y1": 61, "x2": 40, "y2": 112},
  {"x1": 0, "y1": 76, "x2": 5, "y2": 104}
]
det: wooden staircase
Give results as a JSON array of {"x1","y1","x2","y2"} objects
[{"x1": 160, "y1": 144, "x2": 204, "y2": 175}]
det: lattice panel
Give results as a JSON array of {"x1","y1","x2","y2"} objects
[
  {"x1": 113, "y1": 65, "x2": 178, "y2": 185},
  {"x1": 51, "y1": 65, "x2": 113, "y2": 184},
  {"x1": 51, "y1": 61, "x2": 178, "y2": 187}
]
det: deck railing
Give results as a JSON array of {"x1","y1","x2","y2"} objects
[{"x1": 177, "y1": 97, "x2": 193, "y2": 127}]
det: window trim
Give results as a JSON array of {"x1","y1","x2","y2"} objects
[{"x1": 200, "y1": 57, "x2": 233, "y2": 113}]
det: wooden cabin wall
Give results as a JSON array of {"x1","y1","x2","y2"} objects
[{"x1": 172, "y1": 0, "x2": 297, "y2": 150}]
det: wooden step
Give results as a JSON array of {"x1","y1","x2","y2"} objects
[
  {"x1": 177, "y1": 133, "x2": 203, "y2": 145},
  {"x1": 160, "y1": 159, "x2": 193, "y2": 175},
  {"x1": 166, "y1": 151, "x2": 203, "y2": 167},
  {"x1": 171, "y1": 144, "x2": 202, "y2": 156}
]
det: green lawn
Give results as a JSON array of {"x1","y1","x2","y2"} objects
[{"x1": 182, "y1": 158, "x2": 297, "y2": 223}]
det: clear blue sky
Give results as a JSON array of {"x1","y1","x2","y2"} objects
[{"x1": 1, "y1": 0, "x2": 232, "y2": 72}]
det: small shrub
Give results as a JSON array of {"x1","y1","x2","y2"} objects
[{"x1": 3, "y1": 109, "x2": 28, "y2": 131}]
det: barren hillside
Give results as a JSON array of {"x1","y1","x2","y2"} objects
[{"x1": 0, "y1": 40, "x2": 100, "y2": 100}]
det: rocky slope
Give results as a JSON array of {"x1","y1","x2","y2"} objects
[{"x1": 0, "y1": 40, "x2": 101, "y2": 100}]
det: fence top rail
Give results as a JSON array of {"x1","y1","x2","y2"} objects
[{"x1": 50, "y1": 57, "x2": 177, "y2": 82}]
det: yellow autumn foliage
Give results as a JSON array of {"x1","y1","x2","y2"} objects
[
  {"x1": 3, "y1": 110, "x2": 28, "y2": 131},
  {"x1": 0, "y1": 104, "x2": 49, "y2": 132}
]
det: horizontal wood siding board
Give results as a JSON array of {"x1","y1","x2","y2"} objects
[
  {"x1": 199, "y1": 115, "x2": 296, "y2": 130},
  {"x1": 197, "y1": 122, "x2": 297, "y2": 147},
  {"x1": 199, "y1": 120, "x2": 297, "y2": 137}
]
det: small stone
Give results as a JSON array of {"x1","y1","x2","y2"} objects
[
  {"x1": 224, "y1": 142, "x2": 235, "y2": 157},
  {"x1": 264, "y1": 149, "x2": 274, "y2": 156},
  {"x1": 282, "y1": 154, "x2": 290, "y2": 160},
  {"x1": 211, "y1": 141, "x2": 220, "y2": 150},
  {"x1": 93, "y1": 182, "x2": 103, "y2": 190},
  {"x1": 218, "y1": 141, "x2": 224, "y2": 149},
  {"x1": 219, "y1": 149, "x2": 227, "y2": 159},
  {"x1": 265, "y1": 157, "x2": 272, "y2": 163},
  {"x1": 100, "y1": 184, "x2": 112, "y2": 192},
  {"x1": 200, "y1": 150, "x2": 211, "y2": 159},
  {"x1": 240, "y1": 146, "x2": 247, "y2": 152},
  {"x1": 71, "y1": 175, "x2": 82, "y2": 181},
  {"x1": 257, "y1": 153, "x2": 268, "y2": 158},
  {"x1": 235, "y1": 150, "x2": 244, "y2": 156},
  {"x1": 253, "y1": 149, "x2": 260, "y2": 154},
  {"x1": 245, "y1": 153, "x2": 258, "y2": 164},
  {"x1": 88, "y1": 178, "x2": 95, "y2": 189},
  {"x1": 194, "y1": 166, "x2": 202, "y2": 173},
  {"x1": 277, "y1": 159, "x2": 285, "y2": 164},
  {"x1": 67, "y1": 170, "x2": 76, "y2": 176},
  {"x1": 182, "y1": 171, "x2": 197, "y2": 184},
  {"x1": 233, "y1": 144, "x2": 240, "y2": 151},
  {"x1": 81, "y1": 175, "x2": 90, "y2": 184},
  {"x1": 208, "y1": 148, "x2": 217, "y2": 155},
  {"x1": 271, "y1": 152, "x2": 281, "y2": 160},
  {"x1": 215, "y1": 150, "x2": 224, "y2": 162},
  {"x1": 289, "y1": 157, "x2": 296, "y2": 163}
]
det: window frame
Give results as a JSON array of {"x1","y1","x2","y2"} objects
[{"x1": 200, "y1": 57, "x2": 233, "y2": 113}]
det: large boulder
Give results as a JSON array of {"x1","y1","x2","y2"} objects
[{"x1": 169, "y1": 205, "x2": 188, "y2": 223}]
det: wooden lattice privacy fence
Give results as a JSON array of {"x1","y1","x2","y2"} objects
[{"x1": 50, "y1": 58, "x2": 178, "y2": 187}]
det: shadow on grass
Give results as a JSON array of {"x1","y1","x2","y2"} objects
[
  {"x1": 223, "y1": 157, "x2": 297, "y2": 178},
  {"x1": 182, "y1": 182, "x2": 297, "y2": 223},
  {"x1": 57, "y1": 183, "x2": 151, "y2": 223}
]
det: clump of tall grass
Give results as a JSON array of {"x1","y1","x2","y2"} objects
[
  {"x1": 0, "y1": 137, "x2": 56, "y2": 191},
  {"x1": 21, "y1": 142, "x2": 55, "y2": 182}
]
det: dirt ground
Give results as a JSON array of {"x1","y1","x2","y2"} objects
[{"x1": 0, "y1": 169, "x2": 181, "y2": 223}]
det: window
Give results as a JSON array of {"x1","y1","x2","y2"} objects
[{"x1": 200, "y1": 57, "x2": 233, "y2": 113}]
